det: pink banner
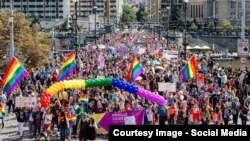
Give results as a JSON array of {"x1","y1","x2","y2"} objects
[{"x1": 98, "y1": 110, "x2": 144, "y2": 131}]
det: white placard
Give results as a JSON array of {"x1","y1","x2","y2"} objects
[
  {"x1": 138, "y1": 48, "x2": 146, "y2": 55},
  {"x1": 15, "y1": 97, "x2": 37, "y2": 108},
  {"x1": 124, "y1": 116, "x2": 136, "y2": 125},
  {"x1": 158, "y1": 83, "x2": 176, "y2": 92},
  {"x1": 237, "y1": 39, "x2": 249, "y2": 56}
]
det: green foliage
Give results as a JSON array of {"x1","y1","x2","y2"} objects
[
  {"x1": 169, "y1": 4, "x2": 183, "y2": 29},
  {"x1": 0, "y1": 9, "x2": 50, "y2": 71},
  {"x1": 190, "y1": 22, "x2": 198, "y2": 31},
  {"x1": 121, "y1": 5, "x2": 136, "y2": 23},
  {"x1": 136, "y1": 7, "x2": 148, "y2": 22},
  {"x1": 222, "y1": 20, "x2": 233, "y2": 31},
  {"x1": 208, "y1": 22, "x2": 215, "y2": 32}
]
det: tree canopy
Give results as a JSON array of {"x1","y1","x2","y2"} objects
[
  {"x1": 208, "y1": 22, "x2": 215, "y2": 32},
  {"x1": 189, "y1": 22, "x2": 198, "y2": 31},
  {"x1": 0, "y1": 9, "x2": 50, "y2": 72},
  {"x1": 136, "y1": 6, "x2": 148, "y2": 23},
  {"x1": 121, "y1": 5, "x2": 136, "y2": 23},
  {"x1": 222, "y1": 20, "x2": 233, "y2": 32}
]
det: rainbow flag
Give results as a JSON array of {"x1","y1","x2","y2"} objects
[
  {"x1": 67, "y1": 114, "x2": 77, "y2": 126},
  {"x1": 79, "y1": 97, "x2": 89, "y2": 107},
  {"x1": 181, "y1": 55, "x2": 197, "y2": 82},
  {"x1": 0, "y1": 103, "x2": 5, "y2": 116},
  {"x1": 129, "y1": 33, "x2": 139, "y2": 43},
  {"x1": 57, "y1": 52, "x2": 76, "y2": 81},
  {"x1": 1, "y1": 57, "x2": 28, "y2": 94},
  {"x1": 126, "y1": 56, "x2": 144, "y2": 83}
]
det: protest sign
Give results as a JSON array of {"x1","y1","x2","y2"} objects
[
  {"x1": 116, "y1": 46, "x2": 129, "y2": 53},
  {"x1": 163, "y1": 50, "x2": 179, "y2": 59},
  {"x1": 158, "y1": 83, "x2": 176, "y2": 92},
  {"x1": 138, "y1": 48, "x2": 146, "y2": 55},
  {"x1": 15, "y1": 97, "x2": 37, "y2": 108}
]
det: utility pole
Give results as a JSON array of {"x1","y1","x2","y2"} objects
[
  {"x1": 183, "y1": 0, "x2": 189, "y2": 60},
  {"x1": 241, "y1": 0, "x2": 246, "y2": 39},
  {"x1": 94, "y1": 0, "x2": 97, "y2": 45},
  {"x1": 9, "y1": 0, "x2": 15, "y2": 61},
  {"x1": 74, "y1": 0, "x2": 78, "y2": 58}
]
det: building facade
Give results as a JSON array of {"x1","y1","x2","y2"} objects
[
  {"x1": 161, "y1": 0, "x2": 184, "y2": 30},
  {"x1": 0, "y1": 0, "x2": 70, "y2": 20},
  {"x1": 187, "y1": 0, "x2": 250, "y2": 28},
  {"x1": 145, "y1": 0, "x2": 161, "y2": 23},
  {"x1": 70, "y1": 0, "x2": 123, "y2": 28}
]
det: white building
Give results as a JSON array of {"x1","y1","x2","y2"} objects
[
  {"x1": 0, "y1": 0, "x2": 70, "y2": 20},
  {"x1": 69, "y1": 0, "x2": 123, "y2": 29},
  {"x1": 0, "y1": 0, "x2": 122, "y2": 29}
]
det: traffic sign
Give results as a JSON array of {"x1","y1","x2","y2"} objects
[
  {"x1": 240, "y1": 57, "x2": 247, "y2": 64},
  {"x1": 237, "y1": 39, "x2": 249, "y2": 56}
]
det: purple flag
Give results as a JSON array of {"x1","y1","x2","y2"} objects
[{"x1": 98, "y1": 110, "x2": 144, "y2": 131}]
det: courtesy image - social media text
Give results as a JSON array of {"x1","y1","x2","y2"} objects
[{"x1": 112, "y1": 129, "x2": 248, "y2": 138}]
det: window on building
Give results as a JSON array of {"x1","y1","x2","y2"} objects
[
  {"x1": 231, "y1": 1, "x2": 236, "y2": 8},
  {"x1": 201, "y1": 5, "x2": 203, "y2": 18},
  {"x1": 230, "y1": 12, "x2": 236, "y2": 17},
  {"x1": 29, "y1": 5, "x2": 35, "y2": 8},
  {"x1": 191, "y1": 5, "x2": 193, "y2": 18},
  {"x1": 198, "y1": 5, "x2": 200, "y2": 18},
  {"x1": 246, "y1": 2, "x2": 250, "y2": 8},
  {"x1": 239, "y1": 2, "x2": 242, "y2": 9},
  {"x1": 196, "y1": 5, "x2": 198, "y2": 17}
]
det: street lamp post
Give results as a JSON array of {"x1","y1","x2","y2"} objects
[
  {"x1": 9, "y1": 0, "x2": 15, "y2": 61},
  {"x1": 183, "y1": 0, "x2": 189, "y2": 60},
  {"x1": 167, "y1": 6, "x2": 171, "y2": 47},
  {"x1": 94, "y1": 5, "x2": 97, "y2": 45},
  {"x1": 73, "y1": 0, "x2": 79, "y2": 58},
  {"x1": 159, "y1": 11, "x2": 161, "y2": 41},
  {"x1": 103, "y1": 11, "x2": 106, "y2": 43}
]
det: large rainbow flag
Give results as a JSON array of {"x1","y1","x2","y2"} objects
[
  {"x1": 66, "y1": 114, "x2": 77, "y2": 126},
  {"x1": 1, "y1": 57, "x2": 28, "y2": 94},
  {"x1": 181, "y1": 55, "x2": 197, "y2": 82},
  {"x1": 57, "y1": 52, "x2": 76, "y2": 81},
  {"x1": 126, "y1": 56, "x2": 144, "y2": 83}
]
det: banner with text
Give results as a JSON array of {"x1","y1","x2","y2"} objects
[
  {"x1": 15, "y1": 97, "x2": 37, "y2": 108},
  {"x1": 99, "y1": 110, "x2": 144, "y2": 131},
  {"x1": 158, "y1": 83, "x2": 176, "y2": 92}
]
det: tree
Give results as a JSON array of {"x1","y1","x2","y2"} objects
[
  {"x1": 30, "y1": 13, "x2": 40, "y2": 27},
  {"x1": 222, "y1": 20, "x2": 233, "y2": 32},
  {"x1": 169, "y1": 4, "x2": 183, "y2": 29},
  {"x1": 0, "y1": 9, "x2": 50, "y2": 71},
  {"x1": 208, "y1": 22, "x2": 215, "y2": 33},
  {"x1": 136, "y1": 6, "x2": 148, "y2": 23},
  {"x1": 121, "y1": 5, "x2": 136, "y2": 23},
  {"x1": 190, "y1": 22, "x2": 198, "y2": 31}
]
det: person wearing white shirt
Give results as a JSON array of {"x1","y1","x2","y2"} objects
[{"x1": 145, "y1": 104, "x2": 153, "y2": 125}]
